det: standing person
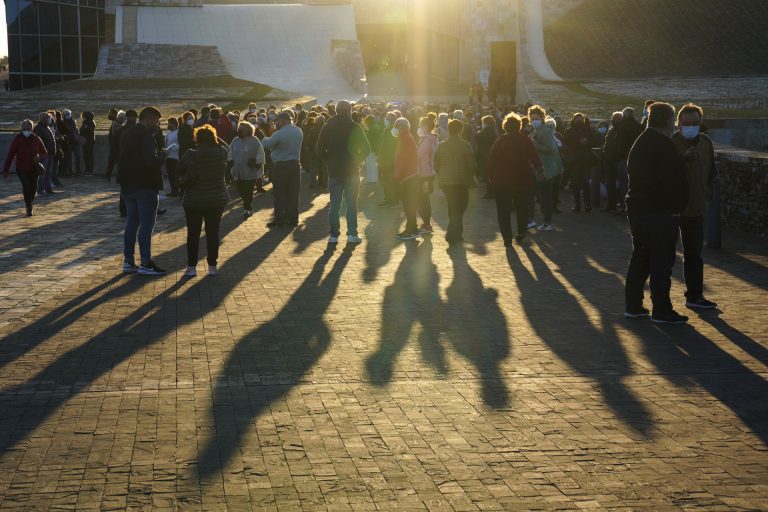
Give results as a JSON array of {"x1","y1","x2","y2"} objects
[
  {"x1": 3, "y1": 120, "x2": 48, "y2": 216},
  {"x1": 476, "y1": 115, "x2": 498, "y2": 199},
  {"x1": 601, "y1": 111, "x2": 624, "y2": 211},
  {"x1": 487, "y1": 113, "x2": 542, "y2": 246},
  {"x1": 177, "y1": 125, "x2": 230, "y2": 277},
  {"x1": 179, "y1": 112, "x2": 196, "y2": 160},
  {"x1": 316, "y1": 99, "x2": 371, "y2": 244},
  {"x1": 164, "y1": 117, "x2": 181, "y2": 197},
  {"x1": 115, "y1": 110, "x2": 137, "y2": 217},
  {"x1": 434, "y1": 119, "x2": 476, "y2": 245},
  {"x1": 1, "y1": 65, "x2": 9, "y2": 92},
  {"x1": 261, "y1": 110, "x2": 303, "y2": 228},
  {"x1": 56, "y1": 111, "x2": 71, "y2": 176},
  {"x1": 117, "y1": 107, "x2": 168, "y2": 275},
  {"x1": 392, "y1": 117, "x2": 420, "y2": 240},
  {"x1": 33, "y1": 113, "x2": 56, "y2": 197},
  {"x1": 106, "y1": 109, "x2": 121, "y2": 182},
  {"x1": 228, "y1": 121, "x2": 265, "y2": 218},
  {"x1": 377, "y1": 112, "x2": 399, "y2": 207},
  {"x1": 80, "y1": 112, "x2": 96, "y2": 175},
  {"x1": 528, "y1": 106, "x2": 563, "y2": 231},
  {"x1": 62, "y1": 110, "x2": 82, "y2": 176},
  {"x1": 672, "y1": 103, "x2": 718, "y2": 310},
  {"x1": 615, "y1": 107, "x2": 643, "y2": 212},
  {"x1": 416, "y1": 116, "x2": 439, "y2": 234},
  {"x1": 563, "y1": 113, "x2": 593, "y2": 212},
  {"x1": 624, "y1": 102, "x2": 690, "y2": 323}
]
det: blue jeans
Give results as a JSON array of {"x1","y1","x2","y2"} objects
[
  {"x1": 537, "y1": 177, "x2": 554, "y2": 223},
  {"x1": 122, "y1": 186, "x2": 159, "y2": 265},
  {"x1": 37, "y1": 158, "x2": 54, "y2": 194},
  {"x1": 328, "y1": 175, "x2": 360, "y2": 237}
]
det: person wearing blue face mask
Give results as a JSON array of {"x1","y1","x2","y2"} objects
[{"x1": 672, "y1": 103, "x2": 718, "y2": 310}]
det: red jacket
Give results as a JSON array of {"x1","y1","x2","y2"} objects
[
  {"x1": 487, "y1": 132, "x2": 541, "y2": 191},
  {"x1": 3, "y1": 133, "x2": 47, "y2": 177},
  {"x1": 394, "y1": 131, "x2": 418, "y2": 183},
  {"x1": 216, "y1": 116, "x2": 233, "y2": 143}
]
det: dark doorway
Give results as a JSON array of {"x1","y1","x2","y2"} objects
[{"x1": 490, "y1": 41, "x2": 517, "y2": 104}]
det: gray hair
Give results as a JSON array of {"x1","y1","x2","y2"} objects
[
  {"x1": 393, "y1": 117, "x2": 410, "y2": 132},
  {"x1": 21, "y1": 119, "x2": 33, "y2": 131},
  {"x1": 116, "y1": 110, "x2": 127, "y2": 123},
  {"x1": 237, "y1": 121, "x2": 254, "y2": 136},
  {"x1": 336, "y1": 100, "x2": 352, "y2": 117}
]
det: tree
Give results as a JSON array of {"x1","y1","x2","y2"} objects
[{"x1": 0, "y1": 56, "x2": 8, "y2": 68}]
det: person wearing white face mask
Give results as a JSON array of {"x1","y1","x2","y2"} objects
[
  {"x1": 415, "y1": 116, "x2": 439, "y2": 235},
  {"x1": 179, "y1": 111, "x2": 196, "y2": 161},
  {"x1": 672, "y1": 103, "x2": 717, "y2": 310},
  {"x1": 3, "y1": 119, "x2": 48, "y2": 216},
  {"x1": 377, "y1": 111, "x2": 400, "y2": 207}
]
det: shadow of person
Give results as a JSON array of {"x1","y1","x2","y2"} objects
[
  {"x1": 290, "y1": 203, "x2": 330, "y2": 254},
  {"x1": 506, "y1": 245, "x2": 654, "y2": 438},
  {"x1": 623, "y1": 319, "x2": 768, "y2": 445},
  {"x1": 444, "y1": 246, "x2": 511, "y2": 408},
  {"x1": 360, "y1": 191, "x2": 402, "y2": 283},
  {"x1": 196, "y1": 245, "x2": 354, "y2": 479},
  {"x1": 366, "y1": 239, "x2": 445, "y2": 385},
  {"x1": 694, "y1": 310, "x2": 768, "y2": 366}
]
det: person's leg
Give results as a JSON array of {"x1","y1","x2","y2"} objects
[
  {"x1": 136, "y1": 188, "x2": 159, "y2": 265},
  {"x1": 288, "y1": 161, "x2": 301, "y2": 224},
  {"x1": 451, "y1": 185, "x2": 469, "y2": 242},
  {"x1": 617, "y1": 160, "x2": 628, "y2": 210},
  {"x1": 443, "y1": 185, "x2": 458, "y2": 241},
  {"x1": 327, "y1": 177, "x2": 343, "y2": 237},
  {"x1": 166, "y1": 159, "x2": 178, "y2": 195},
  {"x1": 271, "y1": 165, "x2": 286, "y2": 223},
  {"x1": 418, "y1": 178, "x2": 432, "y2": 227},
  {"x1": 538, "y1": 178, "x2": 553, "y2": 224},
  {"x1": 84, "y1": 143, "x2": 94, "y2": 174},
  {"x1": 604, "y1": 162, "x2": 617, "y2": 210},
  {"x1": 73, "y1": 143, "x2": 82, "y2": 174},
  {"x1": 106, "y1": 151, "x2": 114, "y2": 181},
  {"x1": 495, "y1": 192, "x2": 513, "y2": 243},
  {"x1": 122, "y1": 189, "x2": 140, "y2": 264},
  {"x1": 383, "y1": 166, "x2": 397, "y2": 204},
  {"x1": 680, "y1": 215, "x2": 705, "y2": 300},
  {"x1": 345, "y1": 174, "x2": 360, "y2": 236},
  {"x1": 18, "y1": 172, "x2": 36, "y2": 211},
  {"x1": 625, "y1": 213, "x2": 651, "y2": 311},
  {"x1": 514, "y1": 189, "x2": 529, "y2": 236},
  {"x1": 590, "y1": 165, "x2": 601, "y2": 209},
  {"x1": 647, "y1": 215, "x2": 680, "y2": 314},
  {"x1": 203, "y1": 208, "x2": 223, "y2": 267},
  {"x1": 404, "y1": 179, "x2": 420, "y2": 233},
  {"x1": 582, "y1": 172, "x2": 592, "y2": 210},
  {"x1": 184, "y1": 207, "x2": 203, "y2": 267},
  {"x1": 551, "y1": 174, "x2": 561, "y2": 211},
  {"x1": 243, "y1": 179, "x2": 256, "y2": 210},
  {"x1": 44, "y1": 158, "x2": 54, "y2": 193}
]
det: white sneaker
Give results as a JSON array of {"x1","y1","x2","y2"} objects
[
  {"x1": 208, "y1": 265, "x2": 218, "y2": 276},
  {"x1": 527, "y1": 220, "x2": 537, "y2": 230},
  {"x1": 184, "y1": 266, "x2": 197, "y2": 277},
  {"x1": 328, "y1": 235, "x2": 339, "y2": 244},
  {"x1": 537, "y1": 224, "x2": 553, "y2": 231},
  {"x1": 347, "y1": 235, "x2": 362, "y2": 244}
]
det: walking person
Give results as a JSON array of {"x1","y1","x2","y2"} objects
[
  {"x1": 315, "y1": 99, "x2": 371, "y2": 244},
  {"x1": 528, "y1": 106, "x2": 563, "y2": 231},
  {"x1": 3, "y1": 119, "x2": 48, "y2": 217},
  {"x1": 80, "y1": 112, "x2": 96, "y2": 175},
  {"x1": 164, "y1": 117, "x2": 181, "y2": 197},
  {"x1": 487, "y1": 113, "x2": 542, "y2": 246},
  {"x1": 624, "y1": 102, "x2": 691, "y2": 323},
  {"x1": 228, "y1": 121, "x2": 265, "y2": 218},
  {"x1": 434, "y1": 119, "x2": 476, "y2": 246},
  {"x1": 262, "y1": 111, "x2": 303, "y2": 228},
  {"x1": 672, "y1": 103, "x2": 718, "y2": 310},
  {"x1": 392, "y1": 117, "x2": 421, "y2": 240},
  {"x1": 117, "y1": 107, "x2": 168, "y2": 275},
  {"x1": 476, "y1": 115, "x2": 498, "y2": 199},
  {"x1": 416, "y1": 116, "x2": 439, "y2": 235},
  {"x1": 33, "y1": 113, "x2": 56, "y2": 197},
  {"x1": 177, "y1": 125, "x2": 230, "y2": 277}
]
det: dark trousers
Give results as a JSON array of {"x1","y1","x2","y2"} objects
[
  {"x1": 185, "y1": 207, "x2": 223, "y2": 267},
  {"x1": 83, "y1": 142, "x2": 95, "y2": 174},
  {"x1": 18, "y1": 171, "x2": 37, "y2": 209},
  {"x1": 625, "y1": 212, "x2": 680, "y2": 314},
  {"x1": 61, "y1": 146, "x2": 72, "y2": 175},
  {"x1": 680, "y1": 215, "x2": 705, "y2": 300},
  {"x1": 165, "y1": 158, "x2": 179, "y2": 195},
  {"x1": 380, "y1": 164, "x2": 398, "y2": 204},
  {"x1": 442, "y1": 185, "x2": 469, "y2": 243},
  {"x1": 604, "y1": 160, "x2": 618, "y2": 209},
  {"x1": 571, "y1": 164, "x2": 591, "y2": 209},
  {"x1": 272, "y1": 160, "x2": 301, "y2": 224},
  {"x1": 537, "y1": 177, "x2": 554, "y2": 223},
  {"x1": 106, "y1": 150, "x2": 116, "y2": 180},
  {"x1": 418, "y1": 178, "x2": 432, "y2": 226},
  {"x1": 399, "y1": 178, "x2": 421, "y2": 233},
  {"x1": 552, "y1": 174, "x2": 561, "y2": 208},
  {"x1": 495, "y1": 188, "x2": 529, "y2": 242},
  {"x1": 236, "y1": 179, "x2": 257, "y2": 210}
]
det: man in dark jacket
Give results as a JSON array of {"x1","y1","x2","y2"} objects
[
  {"x1": 118, "y1": 106, "x2": 168, "y2": 275},
  {"x1": 614, "y1": 107, "x2": 643, "y2": 211},
  {"x1": 624, "y1": 102, "x2": 692, "y2": 324},
  {"x1": 316, "y1": 99, "x2": 371, "y2": 244},
  {"x1": 80, "y1": 112, "x2": 96, "y2": 175},
  {"x1": 62, "y1": 109, "x2": 82, "y2": 175},
  {"x1": 601, "y1": 111, "x2": 623, "y2": 211},
  {"x1": 34, "y1": 112, "x2": 57, "y2": 196}
]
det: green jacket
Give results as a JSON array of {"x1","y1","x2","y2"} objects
[
  {"x1": 434, "y1": 136, "x2": 476, "y2": 188},
  {"x1": 530, "y1": 125, "x2": 563, "y2": 179}
]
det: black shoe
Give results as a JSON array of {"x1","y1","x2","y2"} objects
[
  {"x1": 266, "y1": 221, "x2": 284, "y2": 228},
  {"x1": 651, "y1": 310, "x2": 689, "y2": 324},
  {"x1": 25, "y1": 207, "x2": 32, "y2": 217},
  {"x1": 503, "y1": 239, "x2": 512, "y2": 247},
  {"x1": 286, "y1": 221, "x2": 298, "y2": 228},
  {"x1": 624, "y1": 307, "x2": 650, "y2": 318},
  {"x1": 138, "y1": 261, "x2": 166, "y2": 276},
  {"x1": 685, "y1": 297, "x2": 717, "y2": 310},
  {"x1": 515, "y1": 233, "x2": 526, "y2": 243}
]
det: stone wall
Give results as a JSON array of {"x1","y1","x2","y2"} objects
[
  {"x1": 94, "y1": 44, "x2": 228, "y2": 79},
  {"x1": 716, "y1": 149, "x2": 768, "y2": 236}
]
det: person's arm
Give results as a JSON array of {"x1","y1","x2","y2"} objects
[
  {"x1": 141, "y1": 132, "x2": 165, "y2": 166},
  {"x1": 35, "y1": 136, "x2": 48, "y2": 161},
  {"x1": 261, "y1": 129, "x2": 281, "y2": 151},
  {"x1": 352, "y1": 125, "x2": 372, "y2": 163},
  {"x1": 526, "y1": 137, "x2": 543, "y2": 169},
  {"x1": 2, "y1": 137, "x2": 19, "y2": 177},
  {"x1": 315, "y1": 123, "x2": 328, "y2": 160}
]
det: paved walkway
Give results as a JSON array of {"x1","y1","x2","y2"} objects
[{"x1": 0, "y1": 176, "x2": 766, "y2": 510}]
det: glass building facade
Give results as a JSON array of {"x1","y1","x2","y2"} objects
[{"x1": 5, "y1": 0, "x2": 106, "y2": 90}]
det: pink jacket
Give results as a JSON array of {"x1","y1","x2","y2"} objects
[{"x1": 417, "y1": 133, "x2": 439, "y2": 178}]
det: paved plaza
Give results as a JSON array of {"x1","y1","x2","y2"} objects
[{"x1": 0, "y1": 176, "x2": 766, "y2": 510}]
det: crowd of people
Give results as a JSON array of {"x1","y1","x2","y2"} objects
[{"x1": 2, "y1": 95, "x2": 718, "y2": 324}]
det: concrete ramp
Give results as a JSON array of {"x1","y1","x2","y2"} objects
[
  {"x1": 521, "y1": 0, "x2": 561, "y2": 81},
  {"x1": 135, "y1": 4, "x2": 360, "y2": 99}
]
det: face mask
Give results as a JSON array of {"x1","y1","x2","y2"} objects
[
  {"x1": 249, "y1": 108, "x2": 257, "y2": 113},
  {"x1": 22, "y1": 130, "x2": 32, "y2": 138},
  {"x1": 268, "y1": 114, "x2": 276, "y2": 121},
  {"x1": 681, "y1": 125, "x2": 700, "y2": 139},
  {"x1": 598, "y1": 127, "x2": 607, "y2": 135},
  {"x1": 417, "y1": 127, "x2": 427, "y2": 137},
  {"x1": 231, "y1": 121, "x2": 237, "y2": 129},
  {"x1": 643, "y1": 109, "x2": 649, "y2": 118},
  {"x1": 531, "y1": 119, "x2": 543, "y2": 129},
  {"x1": 384, "y1": 120, "x2": 391, "y2": 128},
  {"x1": 64, "y1": 114, "x2": 71, "y2": 120},
  {"x1": 391, "y1": 128, "x2": 400, "y2": 138},
  {"x1": 186, "y1": 119, "x2": 194, "y2": 126}
]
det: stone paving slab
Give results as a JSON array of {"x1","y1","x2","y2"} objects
[{"x1": 0, "y1": 175, "x2": 767, "y2": 510}]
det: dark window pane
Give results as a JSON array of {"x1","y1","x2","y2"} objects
[
  {"x1": 80, "y1": 7, "x2": 98, "y2": 36},
  {"x1": 20, "y1": 35, "x2": 40, "y2": 73},
  {"x1": 38, "y1": 3, "x2": 61, "y2": 35},
  {"x1": 9, "y1": 75, "x2": 23, "y2": 91},
  {"x1": 18, "y1": 0, "x2": 37, "y2": 34},
  {"x1": 42, "y1": 74, "x2": 64, "y2": 87},
  {"x1": 81, "y1": 38, "x2": 99, "y2": 74},
  {"x1": 40, "y1": 36, "x2": 62, "y2": 73},
  {"x1": 22, "y1": 74, "x2": 41, "y2": 89},
  {"x1": 6, "y1": 0, "x2": 20, "y2": 34},
  {"x1": 61, "y1": 36, "x2": 81, "y2": 74},
  {"x1": 60, "y1": 5, "x2": 79, "y2": 36},
  {"x1": 8, "y1": 35, "x2": 22, "y2": 73}
]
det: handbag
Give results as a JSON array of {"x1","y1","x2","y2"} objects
[{"x1": 35, "y1": 162, "x2": 46, "y2": 176}]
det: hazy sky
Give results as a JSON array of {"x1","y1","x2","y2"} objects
[{"x1": 1, "y1": 6, "x2": 7, "y2": 58}]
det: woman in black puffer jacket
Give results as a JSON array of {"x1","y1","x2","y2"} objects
[{"x1": 177, "y1": 125, "x2": 230, "y2": 277}]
